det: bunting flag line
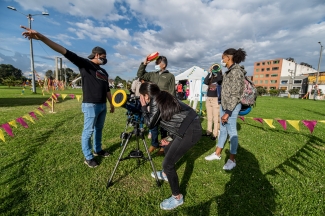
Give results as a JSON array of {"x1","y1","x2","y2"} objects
[
  {"x1": 16, "y1": 117, "x2": 28, "y2": 128},
  {"x1": 70, "y1": 94, "x2": 75, "y2": 99},
  {"x1": 276, "y1": 120, "x2": 287, "y2": 130},
  {"x1": 253, "y1": 118, "x2": 263, "y2": 124},
  {"x1": 8, "y1": 120, "x2": 18, "y2": 128},
  {"x1": 34, "y1": 109, "x2": 43, "y2": 117},
  {"x1": 301, "y1": 120, "x2": 317, "y2": 134},
  {"x1": 239, "y1": 116, "x2": 245, "y2": 122},
  {"x1": 1, "y1": 123, "x2": 14, "y2": 137},
  {"x1": 286, "y1": 120, "x2": 300, "y2": 131},
  {"x1": 23, "y1": 114, "x2": 35, "y2": 124},
  {"x1": 0, "y1": 129, "x2": 5, "y2": 142},
  {"x1": 319, "y1": 120, "x2": 325, "y2": 124},
  {"x1": 61, "y1": 94, "x2": 67, "y2": 100},
  {"x1": 263, "y1": 119, "x2": 276, "y2": 128},
  {"x1": 29, "y1": 112, "x2": 38, "y2": 120},
  {"x1": 76, "y1": 95, "x2": 82, "y2": 102},
  {"x1": 38, "y1": 106, "x2": 44, "y2": 112}
]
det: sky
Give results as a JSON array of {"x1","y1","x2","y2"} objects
[{"x1": 0, "y1": 0, "x2": 324, "y2": 81}]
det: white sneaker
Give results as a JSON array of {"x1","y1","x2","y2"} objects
[
  {"x1": 223, "y1": 159, "x2": 236, "y2": 170},
  {"x1": 205, "y1": 152, "x2": 221, "y2": 161}
]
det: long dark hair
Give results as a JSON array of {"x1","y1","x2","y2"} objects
[
  {"x1": 223, "y1": 48, "x2": 247, "y2": 64},
  {"x1": 139, "y1": 82, "x2": 180, "y2": 121}
]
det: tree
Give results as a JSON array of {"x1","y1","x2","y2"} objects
[
  {"x1": 0, "y1": 64, "x2": 25, "y2": 83},
  {"x1": 256, "y1": 86, "x2": 267, "y2": 96},
  {"x1": 114, "y1": 76, "x2": 125, "y2": 88},
  {"x1": 64, "y1": 68, "x2": 79, "y2": 82},
  {"x1": 269, "y1": 89, "x2": 280, "y2": 96},
  {"x1": 1, "y1": 76, "x2": 22, "y2": 87},
  {"x1": 288, "y1": 88, "x2": 300, "y2": 97},
  {"x1": 45, "y1": 70, "x2": 53, "y2": 78}
]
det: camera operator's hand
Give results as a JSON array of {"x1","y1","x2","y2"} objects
[
  {"x1": 110, "y1": 106, "x2": 115, "y2": 113},
  {"x1": 140, "y1": 94, "x2": 147, "y2": 106},
  {"x1": 160, "y1": 139, "x2": 170, "y2": 146}
]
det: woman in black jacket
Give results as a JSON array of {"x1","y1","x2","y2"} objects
[{"x1": 139, "y1": 82, "x2": 202, "y2": 210}]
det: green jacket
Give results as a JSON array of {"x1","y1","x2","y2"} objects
[{"x1": 137, "y1": 63, "x2": 176, "y2": 95}]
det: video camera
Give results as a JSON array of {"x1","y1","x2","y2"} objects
[{"x1": 112, "y1": 90, "x2": 142, "y2": 114}]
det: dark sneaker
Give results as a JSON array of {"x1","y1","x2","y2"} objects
[
  {"x1": 94, "y1": 150, "x2": 110, "y2": 157},
  {"x1": 84, "y1": 158, "x2": 98, "y2": 168}
]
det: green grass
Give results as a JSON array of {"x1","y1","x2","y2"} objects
[{"x1": 0, "y1": 86, "x2": 325, "y2": 215}]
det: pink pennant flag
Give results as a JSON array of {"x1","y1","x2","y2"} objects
[
  {"x1": 29, "y1": 112, "x2": 38, "y2": 120},
  {"x1": 253, "y1": 118, "x2": 263, "y2": 124},
  {"x1": 70, "y1": 94, "x2": 75, "y2": 99},
  {"x1": 55, "y1": 93, "x2": 60, "y2": 97},
  {"x1": 238, "y1": 116, "x2": 245, "y2": 121},
  {"x1": 277, "y1": 120, "x2": 287, "y2": 130},
  {"x1": 38, "y1": 106, "x2": 44, "y2": 112},
  {"x1": 301, "y1": 120, "x2": 317, "y2": 134},
  {"x1": 43, "y1": 102, "x2": 49, "y2": 107},
  {"x1": 1, "y1": 123, "x2": 14, "y2": 137},
  {"x1": 16, "y1": 117, "x2": 29, "y2": 128}
]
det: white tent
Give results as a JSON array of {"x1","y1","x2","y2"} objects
[{"x1": 175, "y1": 66, "x2": 208, "y2": 102}]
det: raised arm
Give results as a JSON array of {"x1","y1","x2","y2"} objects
[{"x1": 21, "y1": 25, "x2": 66, "y2": 55}]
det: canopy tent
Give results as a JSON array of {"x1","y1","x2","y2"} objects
[{"x1": 175, "y1": 66, "x2": 208, "y2": 102}]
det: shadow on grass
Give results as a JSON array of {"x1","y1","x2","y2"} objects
[
  {"x1": 0, "y1": 114, "x2": 78, "y2": 215},
  {"x1": 0, "y1": 98, "x2": 74, "y2": 107},
  {"x1": 182, "y1": 146, "x2": 277, "y2": 215},
  {"x1": 302, "y1": 108, "x2": 325, "y2": 117}
]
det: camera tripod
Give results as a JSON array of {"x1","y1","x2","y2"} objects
[{"x1": 106, "y1": 112, "x2": 161, "y2": 188}]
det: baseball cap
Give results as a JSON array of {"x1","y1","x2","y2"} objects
[{"x1": 88, "y1": 46, "x2": 106, "y2": 59}]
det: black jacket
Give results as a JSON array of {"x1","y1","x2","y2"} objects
[{"x1": 141, "y1": 98, "x2": 199, "y2": 138}]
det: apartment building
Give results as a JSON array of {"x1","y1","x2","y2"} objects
[{"x1": 253, "y1": 58, "x2": 317, "y2": 91}]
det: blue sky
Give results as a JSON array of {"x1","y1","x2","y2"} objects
[{"x1": 0, "y1": 0, "x2": 324, "y2": 81}]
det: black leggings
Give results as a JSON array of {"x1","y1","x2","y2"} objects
[{"x1": 163, "y1": 118, "x2": 202, "y2": 195}]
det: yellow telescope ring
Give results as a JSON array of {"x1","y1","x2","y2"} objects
[{"x1": 112, "y1": 89, "x2": 127, "y2": 107}]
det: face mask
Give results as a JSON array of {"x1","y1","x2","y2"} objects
[
  {"x1": 98, "y1": 57, "x2": 107, "y2": 65},
  {"x1": 221, "y1": 59, "x2": 227, "y2": 67},
  {"x1": 154, "y1": 65, "x2": 161, "y2": 71}
]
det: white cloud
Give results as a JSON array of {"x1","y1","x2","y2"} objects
[{"x1": 3, "y1": 0, "x2": 325, "y2": 79}]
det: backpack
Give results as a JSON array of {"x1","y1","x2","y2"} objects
[{"x1": 241, "y1": 76, "x2": 257, "y2": 106}]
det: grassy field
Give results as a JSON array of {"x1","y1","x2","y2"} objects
[{"x1": 0, "y1": 86, "x2": 324, "y2": 215}]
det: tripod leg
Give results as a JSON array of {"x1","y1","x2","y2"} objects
[
  {"x1": 141, "y1": 138, "x2": 161, "y2": 187},
  {"x1": 107, "y1": 133, "x2": 132, "y2": 188}
]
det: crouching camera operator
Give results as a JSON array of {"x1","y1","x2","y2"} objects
[{"x1": 139, "y1": 82, "x2": 202, "y2": 210}]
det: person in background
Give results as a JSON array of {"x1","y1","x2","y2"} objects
[
  {"x1": 177, "y1": 82, "x2": 183, "y2": 100},
  {"x1": 183, "y1": 83, "x2": 187, "y2": 99},
  {"x1": 139, "y1": 82, "x2": 202, "y2": 210},
  {"x1": 203, "y1": 63, "x2": 223, "y2": 140},
  {"x1": 205, "y1": 48, "x2": 246, "y2": 171},
  {"x1": 186, "y1": 87, "x2": 190, "y2": 99},
  {"x1": 21, "y1": 26, "x2": 114, "y2": 168},
  {"x1": 131, "y1": 77, "x2": 142, "y2": 97},
  {"x1": 137, "y1": 55, "x2": 175, "y2": 154}
]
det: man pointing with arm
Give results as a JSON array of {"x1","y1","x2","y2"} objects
[{"x1": 21, "y1": 26, "x2": 114, "y2": 168}]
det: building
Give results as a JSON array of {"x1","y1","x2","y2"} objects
[{"x1": 253, "y1": 58, "x2": 317, "y2": 92}]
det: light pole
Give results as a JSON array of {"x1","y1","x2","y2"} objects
[
  {"x1": 314, "y1": 42, "x2": 323, "y2": 100},
  {"x1": 7, "y1": 6, "x2": 49, "y2": 94}
]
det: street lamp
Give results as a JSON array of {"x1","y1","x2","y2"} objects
[
  {"x1": 7, "y1": 6, "x2": 49, "y2": 94},
  {"x1": 313, "y1": 42, "x2": 323, "y2": 100}
]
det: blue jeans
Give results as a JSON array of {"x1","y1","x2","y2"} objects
[
  {"x1": 81, "y1": 103, "x2": 107, "y2": 160},
  {"x1": 151, "y1": 125, "x2": 168, "y2": 148},
  {"x1": 217, "y1": 103, "x2": 241, "y2": 154}
]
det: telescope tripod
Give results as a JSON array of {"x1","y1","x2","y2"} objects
[{"x1": 106, "y1": 119, "x2": 161, "y2": 188}]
